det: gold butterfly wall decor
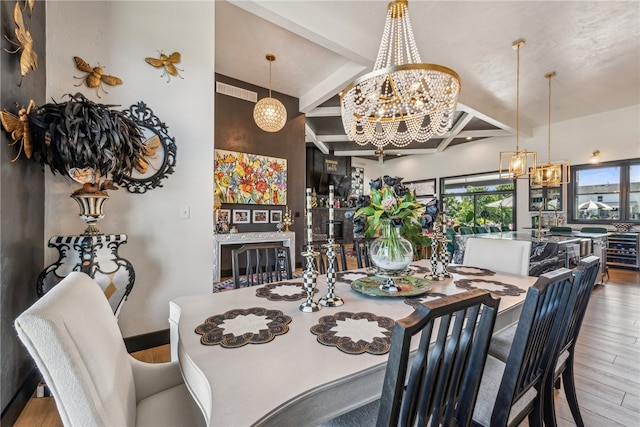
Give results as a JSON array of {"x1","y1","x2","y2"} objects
[
  {"x1": 145, "y1": 52, "x2": 183, "y2": 82},
  {"x1": 134, "y1": 134, "x2": 162, "y2": 174},
  {"x1": 0, "y1": 99, "x2": 36, "y2": 161},
  {"x1": 73, "y1": 56, "x2": 123, "y2": 98},
  {"x1": 3, "y1": 2, "x2": 38, "y2": 86}
]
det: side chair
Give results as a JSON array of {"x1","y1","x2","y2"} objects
[
  {"x1": 459, "y1": 226, "x2": 474, "y2": 235},
  {"x1": 14, "y1": 272, "x2": 205, "y2": 427},
  {"x1": 231, "y1": 243, "x2": 293, "y2": 288},
  {"x1": 471, "y1": 267, "x2": 578, "y2": 427},
  {"x1": 301, "y1": 241, "x2": 348, "y2": 274},
  {"x1": 463, "y1": 237, "x2": 532, "y2": 276},
  {"x1": 489, "y1": 256, "x2": 600, "y2": 427},
  {"x1": 322, "y1": 289, "x2": 501, "y2": 427},
  {"x1": 353, "y1": 237, "x2": 375, "y2": 269}
]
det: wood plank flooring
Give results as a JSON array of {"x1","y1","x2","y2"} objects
[{"x1": 14, "y1": 268, "x2": 640, "y2": 427}]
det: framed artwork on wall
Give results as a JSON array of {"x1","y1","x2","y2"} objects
[
  {"x1": 270, "y1": 210, "x2": 283, "y2": 223},
  {"x1": 233, "y1": 209, "x2": 250, "y2": 224},
  {"x1": 253, "y1": 210, "x2": 269, "y2": 223},
  {"x1": 405, "y1": 178, "x2": 436, "y2": 197},
  {"x1": 216, "y1": 209, "x2": 230, "y2": 224},
  {"x1": 214, "y1": 149, "x2": 287, "y2": 205}
]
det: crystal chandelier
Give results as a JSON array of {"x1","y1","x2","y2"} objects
[
  {"x1": 499, "y1": 40, "x2": 537, "y2": 179},
  {"x1": 530, "y1": 71, "x2": 570, "y2": 186},
  {"x1": 340, "y1": 0, "x2": 460, "y2": 148},
  {"x1": 254, "y1": 54, "x2": 287, "y2": 133}
]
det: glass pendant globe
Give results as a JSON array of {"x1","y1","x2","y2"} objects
[{"x1": 253, "y1": 97, "x2": 287, "y2": 132}]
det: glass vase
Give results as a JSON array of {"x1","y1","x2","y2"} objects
[{"x1": 370, "y1": 219, "x2": 413, "y2": 275}]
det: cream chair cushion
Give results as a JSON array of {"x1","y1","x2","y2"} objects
[
  {"x1": 15, "y1": 271, "x2": 205, "y2": 427},
  {"x1": 463, "y1": 237, "x2": 532, "y2": 276}
]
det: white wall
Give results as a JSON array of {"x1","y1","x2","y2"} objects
[
  {"x1": 359, "y1": 104, "x2": 640, "y2": 229},
  {"x1": 45, "y1": 1, "x2": 215, "y2": 337}
]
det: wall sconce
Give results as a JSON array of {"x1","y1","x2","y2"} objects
[{"x1": 590, "y1": 150, "x2": 600, "y2": 163}]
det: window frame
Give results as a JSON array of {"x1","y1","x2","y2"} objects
[
  {"x1": 567, "y1": 158, "x2": 640, "y2": 224},
  {"x1": 440, "y1": 171, "x2": 517, "y2": 230}
]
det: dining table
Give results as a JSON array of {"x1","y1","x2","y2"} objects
[{"x1": 169, "y1": 259, "x2": 537, "y2": 427}]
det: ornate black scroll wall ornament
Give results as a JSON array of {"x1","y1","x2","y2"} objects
[{"x1": 115, "y1": 101, "x2": 177, "y2": 193}]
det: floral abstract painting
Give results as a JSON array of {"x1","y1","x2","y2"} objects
[{"x1": 215, "y1": 149, "x2": 287, "y2": 205}]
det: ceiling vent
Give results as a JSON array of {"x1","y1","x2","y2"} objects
[{"x1": 216, "y1": 82, "x2": 257, "y2": 103}]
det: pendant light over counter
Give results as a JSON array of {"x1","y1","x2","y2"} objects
[
  {"x1": 499, "y1": 40, "x2": 537, "y2": 180},
  {"x1": 530, "y1": 71, "x2": 570, "y2": 186}
]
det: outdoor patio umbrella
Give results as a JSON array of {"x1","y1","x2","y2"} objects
[
  {"x1": 578, "y1": 200, "x2": 613, "y2": 210},
  {"x1": 486, "y1": 196, "x2": 513, "y2": 208}
]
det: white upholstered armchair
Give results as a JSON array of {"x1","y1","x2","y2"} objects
[{"x1": 15, "y1": 272, "x2": 205, "y2": 427}]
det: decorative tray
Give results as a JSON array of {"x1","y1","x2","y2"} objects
[
  {"x1": 351, "y1": 275, "x2": 432, "y2": 297},
  {"x1": 365, "y1": 265, "x2": 420, "y2": 278}
]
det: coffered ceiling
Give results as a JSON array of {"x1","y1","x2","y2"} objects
[{"x1": 215, "y1": 1, "x2": 640, "y2": 161}]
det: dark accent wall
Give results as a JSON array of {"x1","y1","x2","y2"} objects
[
  {"x1": 0, "y1": 0, "x2": 46, "y2": 422},
  {"x1": 306, "y1": 146, "x2": 352, "y2": 198},
  {"x1": 215, "y1": 74, "x2": 306, "y2": 273}
]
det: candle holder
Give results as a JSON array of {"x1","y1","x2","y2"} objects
[
  {"x1": 319, "y1": 241, "x2": 344, "y2": 307},
  {"x1": 281, "y1": 207, "x2": 294, "y2": 232},
  {"x1": 438, "y1": 228, "x2": 452, "y2": 278},
  {"x1": 299, "y1": 245, "x2": 321, "y2": 312},
  {"x1": 425, "y1": 220, "x2": 444, "y2": 281}
]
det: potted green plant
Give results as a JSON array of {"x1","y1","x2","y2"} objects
[{"x1": 2, "y1": 92, "x2": 145, "y2": 233}]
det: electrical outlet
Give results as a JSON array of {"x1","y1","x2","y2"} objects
[{"x1": 180, "y1": 206, "x2": 190, "y2": 219}]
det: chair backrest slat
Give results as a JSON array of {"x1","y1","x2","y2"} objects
[
  {"x1": 232, "y1": 243, "x2": 292, "y2": 288},
  {"x1": 491, "y1": 267, "x2": 577, "y2": 426},
  {"x1": 377, "y1": 289, "x2": 501, "y2": 427}
]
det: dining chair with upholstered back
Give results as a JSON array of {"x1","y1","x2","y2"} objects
[
  {"x1": 473, "y1": 226, "x2": 488, "y2": 234},
  {"x1": 232, "y1": 243, "x2": 293, "y2": 288},
  {"x1": 14, "y1": 272, "x2": 205, "y2": 427},
  {"x1": 321, "y1": 289, "x2": 501, "y2": 427},
  {"x1": 489, "y1": 226, "x2": 501, "y2": 233},
  {"x1": 472, "y1": 267, "x2": 578, "y2": 427},
  {"x1": 463, "y1": 237, "x2": 532, "y2": 276}
]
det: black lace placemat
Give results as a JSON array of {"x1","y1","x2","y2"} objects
[
  {"x1": 255, "y1": 281, "x2": 317, "y2": 301},
  {"x1": 195, "y1": 307, "x2": 292, "y2": 348},
  {"x1": 447, "y1": 265, "x2": 496, "y2": 276},
  {"x1": 454, "y1": 279, "x2": 525, "y2": 297},
  {"x1": 310, "y1": 312, "x2": 394, "y2": 355},
  {"x1": 404, "y1": 292, "x2": 448, "y2": 309}
]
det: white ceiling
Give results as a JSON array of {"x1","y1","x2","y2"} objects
[{"x1": 215, "y1": 0, "x2": 640, "y2": 157}]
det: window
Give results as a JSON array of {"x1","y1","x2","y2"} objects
[
  {"x1": 441, "y1": 172, "x2": 515, "y2": 230},
  {"x1": 568, "y1": 159, "x2": 640, "y2": 223}
]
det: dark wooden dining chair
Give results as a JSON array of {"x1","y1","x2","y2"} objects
[
  {"x1": 300, "y1": 241, "x2": 348, "y2": 274},
  {"x1": 545, "y1": 256, "x2": 600, "y2": 427},
  {"x1": 231, "y1": 243, "x2": 292, "y2": 288},
  {"x1": 322, "y1": 289, "x2": 501, "y2": 427},
  {"x1": 487, "y1": 257, "x2": 599, "y2": 427},
  {"x1": 471, "y1": 267, "x2": 578, "y2": 427},
  {"x1": 353, "y1": 237, "x2": 374, "y2": 268}
]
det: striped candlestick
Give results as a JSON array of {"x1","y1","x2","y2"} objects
[
  {"x1": 328, "y1": 185, "x2": 334, "y2": 241},
  {"x1": 306, "y1": 188, "x2": 313, "y2": 245}
]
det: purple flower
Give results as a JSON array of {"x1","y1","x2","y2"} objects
[
  {"x1": 356, "y1": 195, "x2": 371, "y2": 208},
  {"x1": 383, "y1": 175, "x2": 402, "y2": 187},
  {"x1": 393, "y1": 183, "x2": 408, "y2": 197},
  {"x1": 390, "y1": 216, "x2": 404, "y2": 228},
  {"x1": 370, "y1": 177, "x2": 382, "y2": 191}
]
